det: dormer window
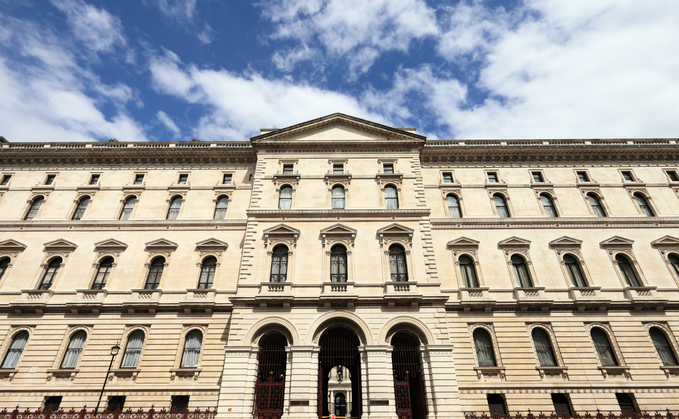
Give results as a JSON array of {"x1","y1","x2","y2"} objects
[
  {"x1": 531, "y1": 171, "x2": 544, "y2": 183},
  {"x1": 442, "y1": 172, "x2": 453, "y2": 183},
  {"x1": 487, "y1": 172, "x2": 499, "y2": 183},
  {"x1": 178, "y1": 174, "x2": 188, "y2": 185},
  {"x1": 134, "y1": 174, "x2": 144, "y2": 185},
  {"x1": 333, "y1": 164, "x2": 344, "y2": 174},
  {"x1": 45, "y1": 174, "x2": 56, "y2": 185},
  {"x1": 89, "y1": 174, "x2": 100, "y2": 185},
  {"x1": 222, "y1": 174, "x2": 232, "y2": 185},
  {"x1": 282, "y1": 164, "x2": 294, "y2": 174},
  {"x1": 383, "y1": 163, "x2": 394, "y2": 174}
]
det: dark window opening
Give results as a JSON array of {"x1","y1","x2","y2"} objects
[
  {"x1": 39, "y1": 257, "x2": 62, "y2": 290},
  {"x1": 107, "y1": 396, "x2": 126, "y2": 412},
  {"x1": 551, "y1": 394, "x2": 573, "y2": 417},
  {"x1": 43, "y1": 396, "x2": 62, "y2": 412},
  {"x1": 389, "y1": 244, "x2": 408, "y2": 282},
  {"x1": 383, "y1": 163, "x2": 394, "y2": 174},
  {"x1": 442, "y1": 172, "x2": 453, "y2": 183},
  {"x1": 270, "y1": 245, "x2": 289, "y2": 282},
  {"x1": 171, "y1": 395, "x2": 190, "y2": 412},
  {"x1": 89, "y1": 174, "x2": 100, "y2": 185},
  {"x1": 615, "y1": 393, "x2": 639, "y2": 417},
  {"x1": 333, "y1": 164, "x2": 344, "y2": 174},
  {"x1": 222, "y1": 174, "x2": 232, "y2": 184},
  {"x1": 667, "y1": 171, "x2": 679, "y2": 182},
  {"x1": 0, "y1": 175, "x2": 11, "y2": 185},
  {"x1": 621, "y1": 171, "x2": 634, "y2": 182},
  {"x1": 487, "y1": 172, "x2": 498, "y2": 183},
  {"x1": 487, "y1": 394, "x2": 507, "y2": 416},
  {"x1": 282, "y1": 164, "x2": 294, "y2": 174},
  {"x1": 92, "y1": 257, "x2": 113, "y2": 290},
  {"x1": 45, "y1": 174, "x2": 56, "y2": 185},
  {"x1": 532, "y1": 172, "x2": 544, "y2": 182},
  {"x1": 134, "y1": 174, "x2": 145, "y2": 185},
  {"x1": 72, "y1": 196, "x2": 91, "y2": 220},
  {"x1": 145, "y1": 257, "x2": 165, "y2": 289},
  {"x1": 178, "y1": 174, "x2": 188, "y2": 184},
  {"x1": 577, "y1": 171, "x2": 590, "y2": 182}
]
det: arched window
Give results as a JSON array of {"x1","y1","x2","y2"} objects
[
  {"x1": 61, "y1": 330, "x2": 87, "y2": 369},
  {"x1": 24, "y1": 196, "x2": 44, "y2": 220},
  {"x1": 0, "y1": 257, "x2": 9, "y2": 281},
  {"x1": 39, "y1": 257, "x2": 62, "y2": 290},
  {"x1": 72, "y1": 196, "x2": 90, "y2": 220},
  {"x1": 540, "y1": 194, "x2": 558, "y2": 217},
  {"x1": 91, "y1": 257, "x2": 113, "y2": 290},
  {"x1": 270, "y1": 245, "x2": 288, "y2": 282},
  {"x1": 564, "y1": 254, "x2": 587, "y2": 287},
  {"x1": 214, "y1": 196, "x2": 229, "y2": 220},
  {"x1": 144, "y1": 257, "x2": 165, "y2": 289},
  {"x1": 334, "y1": 393, "x2": 347, "y2": 417},
  {"x1": 121, "y1": 330, "x2": 145, "y2": 368},
  {"x1": 532, "y1": 328, "x2": 557, "y2": 366},
  {"x1": 167, "y1": 196, "x2": 182, "y2": 220},
  {"x1": 511, "y1": 254, "x2": 533, "y2": 287},
  {"x1": 1, "y1": 331, "x2": 29, "y2": 369},
  {"x1": 385, "y1": 185, "x2": 399, "y2": 209},
  {"x1": 590, "y1": 327, "x2": 618, "y2": 366},
  {"x1": 669, "y1": 253, "x2": 679, "y2": 276},
  {"x1": 649, "y1": 327, "x2": 678, "y2": 366},
  {"x1": 447, "y1": 194, "x2": 461, "y2": 218},
  {"x1": 615, "y1": 254, "x2": 642, "y2": 287},
  {"x1": 181, "y1": 330, "x2": 203, "y2": 368},
  {"x1": 120, "y1": 196, "x2": 136, "y2": 220},
  {"x1": 473, "y1": 328, "x2": 496, "y2": 367},
  {"x1": 494, "y1": 194, "x2": 509, "y2": 218},
  {"x1": 459, "y1": 255, "x2": 479, "y2": 288},
  {"x1": 279, "y1": 186, "x2": 292, "y2": 210},
  {"x1": 198, "y1": 256, "x2": 217, "y2": 289},
  {"x1": 587, "y1": 193, "x2": 606, "y2": 217},
  {"x1": 634, "y1": 193, "x2": 654, "y2": 216},
  {"x1": 389, "y1": 244, "x2": 408, "y2": 282},
  {"x1": 330, "y1": 244, "x2": 347, "y2": 282},
  {"x1": 332, "y1": 186, "x2": 345, "y2": 209}
]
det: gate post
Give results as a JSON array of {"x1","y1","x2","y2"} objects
[
  {"x1": 282, "y1": 345, "x2": 320, "y2": 419},
  {"x1": 360, "y1": 346, "x2": 398, "y2": 419},
  {"x1": 419, "y1": 345, "x2": 462, "y2": 419},
  {"x1": 216, "y1": 346, "x2": 260, "y2": 419}
]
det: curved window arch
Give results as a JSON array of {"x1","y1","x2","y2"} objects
[
  {"x1": 649, "y1": 327, "x2": 678, "y2": 366},
  {"x1": 459, "y1": 255, "x2": 479, "y2": 288},
  {"x1": 1, "y1": 331, "x2": 29, "y2": 369},
  {"x1": 473, "y1": 328, "x2": 497, "y2": 367},
  {"x1": 615, "y1": 254, "x2": 642, "y2": 287},
  {"x1": 91, "y1": 256, "x2": 113, "y2": 290},
  {"x1": 121, "y1": 330, "x2": 145, "y2": 368},
  {"x1": 511, "y1": 254, "x2": 533, "y2": 287},
  {"x1": 72, "y1": 196, "x2": 90, "y2": 220},
  {"x1": 540, "y1": 194, "x2": 558, "y2": 217},
  {"x1": 214, "y1": 195, "x2": 229, "y2": 220},
  {"x1": 270, "y1": 245, "x2": 288, "y2": 283},
  {"x1": 279, "y1": 185, "x2": 292, "y2": 210},
  {"x1": 587, "y1": 193, "x2": 606, "y2": 217},
  {"x1": 167, "y1": 196, "x2": 182, "y2": 220},
  {"x1": 668, "y1": 253, "x2": 679, "y2": 277},
  {"x1": 389, "y1": 244, "x2": 408, "y2": 282},
  {"x1": 61, "y1": 330, "x2": 87, "y2": 369},
  {"x1": 39, "y1": 257, "x2": 62, "y2": 290},
  {"x1": 144, "y1": 257, "x2": 165, "y2": 289},
  {"x1": 532, "y1": 328, "x2": 557, "y2": 366},
  {"x1": 120, "y1": 196, "x2": 137, "y2": 220},
  {"x1": 634, "y1": 193, "x2": 655, "y2": 216},
  {"x1": 181, "y1": 329, "x2": 203, "y2": 368},
  {"x1": 590, "y1": 327, "x2": 618, "y2": 366},
  {"x1": 330, "y1": 244, "x2": 347, "y2": 282},
  {"x1": 494, "y1": 194, "x2": 509, "y2": 218},
  {"x1": 385, "y1": 185, "x2": 399, "y2": 209},
  {"x1": 25, "y1": 196, "x2": 44, "y2": 220},
  {"x1": 332, "y1": 185, "x2": 345, "y2": 209},
  {"x1": 0, "y1": 257, "x2": 9, "y2": 281},
  {"x1": 198, "y1": 256, "x2": 217, "y2": 289},
  {"x1": 564, "y1": 254, "x2": 587, "y2": 287},
  {"x1": 447, "y1": 194, "x2": 461, "y2": 218}
]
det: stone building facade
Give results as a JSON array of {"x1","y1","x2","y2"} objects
[{"x1": 0, "y1": 114, "x2": 678, "y2": 418}]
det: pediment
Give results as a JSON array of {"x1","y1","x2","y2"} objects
[
  {"x1": 548, "y1": 236, "x2": 583, "y2": 249},
  {"x1": 195, "y1": 238, "x2": 229, "y2": 252},
  {"x1": 651, "y1": 235, "x2": 679, "y2": 249},
  {"x1": 497, "y1": 236, "x2": 531, "y2": 249},
  {"x1": 251, "y1": 113, "x2": 425, "y2": 144},
  {"x1": 320, "y1": 224, "x2": 357, "y2": 236},
  {"x1": 144, "y1": 238, "x2": 178, "y2": 252},
  {"x1": 0, "y1": 239, "x2": 27, "y2": 253},
  {"x1": 263, "y1": 224, "x2": 301, "y2": 236},
  {"x1": 263, "y1": 224, "x2": 300, "y2": 247},
  {"x1": 43, "y1": 239, "x2": 77, "y2": 252},
  {"x1": 93, "y1": 239, "x2": 128, "y2": 252},
  {"x1": 377, "y1": 223, "x2": 414, "y2": 236},
  {"x1": 600, "y1": 236, "x2": 634, "y2": 248},
  {"x1": 446, "y1": 237, "x2": 480, "y2": 249}
]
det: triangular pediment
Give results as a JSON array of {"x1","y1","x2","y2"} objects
[
  {"x1": 43, "y1": 239, "x2": 78, "y2": 252},
  {"x1": 377, "y1": 223, "x2": 414, "y2": 236},
  {"x1": 651, "y1": 235, "x2": 679, "y2": 249},
  {"x1": 0, "y1": 239, "x2": 27, "y2": 253},
  {"x1": 144, "y1": 238, "x2": 178, "y2": 251},
  {"x1": 320, "y1": 223, "x2": 357, "y2": 236},
  {"x1": 446, "y1": 237, "x2": 480, "y2": 249},
  {"x1": 251, "y1": 113, "x2": 425, "y2": 144},
  {"x1": 93, "y1": 239, "x2": 128, "y2": 251},
  {"x1": 195, "y1": 238, "x2": 229, "y2": 252},
  {"x1": 262, "y1": 224, "x2": 301, "y2": 236},
  {"x1": 498, "y1": 236, "x2": 531, "y2": 248},
  {"x1": 600, "y1": 236, "x2": 634, "y2": 248},
  {"x1": 548, "y1": 236, "x2": 583, "y2": 249}
]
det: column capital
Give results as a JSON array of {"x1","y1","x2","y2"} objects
[
  {"x1": 420, "y1": 344, "x2": 455, "y2": 353},
  {"x1": 359, "y1": 345, "x2": 393, "y2": 353},
  {"x1": 224, "y1": 345, "x2": 259, "y2": 355},
  {"x1": 285, "y1": 345, "x2": 321, "y2": 353}
]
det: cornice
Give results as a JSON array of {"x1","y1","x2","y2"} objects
[
  {"x1": 430, "y1": 216, "x2": 679, "y2": 229},
  {"x1": 247, "y1": 208, "x2": 431, "y2": 219},
  {"x1": 0, "y1": 219, "x2": 248, "y2": 231}
]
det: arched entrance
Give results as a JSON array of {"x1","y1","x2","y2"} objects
[
  {"x1": 318, "y1": 327, "x2": 362, "y2": 418},
  {"x1": 254, "y1": 333, "x2": 287, "y2": 419},
  {"x1": 392, "y1": 332, "x2": 427, "y2": 419}
]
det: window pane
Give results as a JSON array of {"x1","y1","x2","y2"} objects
[
  {"x1": 635, "y1": 194, "x2": 654, "y2": 216},
  {"x1": 39, "y1": 258, "x2": 61, "y2": 290},
  {"x1": 121, "y1": 330, "x2": 145, "y2": 368},
  {"x1": 541, "y1": 195, "x2": 558, "y2": 217},
  {"x1": 222, "y1": 174, "x2": 232, "y2": 184},
  {"x1": 668, "y1": 171, "x2": 679, "y2": 182},
  {"x1": 167, "y1": 197, "x2": 182, "y2": 220},
  {"x1": 512, "y1": 255, "x2": 533, "y2": 287},
  {"x1": 564, "y1": 255, "x2": 587, "y2": 287},
  {"x1": 2, "y1": 331, "x2": 28, "y2": 369},
  {"x1": 442, "y1": 172, "x2": 453, "y2": 183},
  {"x1": 616, "y1": 255, "x2": 641, "y2": 287},
  {"x1": 92, "y1": 258, "x2": 113, "y2": 290},
  {"x1": 198, "y1": 257, "x2": 216, "y2": 288},
  {"x1": 89, "y1": 174, "x2": 100, "y2": 185},
  {"x1": 121, "y1": 197, "x2": 136, "y2": 220},
  {"x1": 0, "y1": 258, "x2": 9, "y2": 281},
  {"x1": 474, "y1": 329, "x2": 496, "y2": 366},
  {"x1": 134, "y1": 174, "x2": 144, "y2": 184},
  {"x1": 145, "y1": 258, "x2": 165, "y2": 289},
  {"x1": 591, "y1": 328, "x2": 618, "y2": 366},
  {"x1": 385, "y1": 186, "x2": 398, "y2": 209},
  {"x1": 622, "y1": 171, "x2": 634, "y2": 182},
  {"x1": 389, "y1": 245, "x2": 407, "y2": 282},
  {"x1": 459, "y1": 256, "x2": 478, "y2": 287},
  {"x1": 447, "y1": 195, "x2": 461, "y2": 218},
  {"x1": 332, "y1": 186, "x2": 345, "y2": 209},
  {"x1": 333, "y1": 164, "x2": 343, "y2": 174},
  {"x1": 588, "y1": 195, "x2": 606, "y2": 217},
  {"x1": 25, "y1": 197, "x2": 44, "y2": 220},
  {"x1": 383, "y1": 164, "x2": 394, "y2": 174},
  {"x1": 577, "y1": 171, "x2": 589, "y2": 182},
  {"x1": 494, "y1": 195, "x2": 509, "y2": 218},
  {"x1": 181, "y1": 330, "x2": 202, "y2": 368},
  {"x1": 61, "y1": 331, "x2": 86, "y2": 368},
  {"x1": 532, "y1": 329, "x2": 557, "y2": 366},
  {"x1": 650, "y1": 328, "x2": 678, "y2": 366},
  {"x1": 669, "y1": 254, "x2": 679, "y2": 276},
  {"x1": 279, "y1": 186, "x2": 292, "y2": 210},
  {"x1": 532, "y1": 172, "x2": 544, "y2": 182},
  {"x1": 270, "y1": 246, "x2": 288, "y2": 282},
  {"x1": 282, "y1": 164, "x2": 294, "y2": 174},
  {"x1": 178, "y1": 174, "x2": 188, "y2": 184},
  {"x1": 214, "y1": 196, "x2": 228, "y2": 220},
  {"x1": 330, "y1": 245, "x2": 347, "y2": 282},
  {"x1": 72, "y1": 197, "x2": 90, "y2": 220}
]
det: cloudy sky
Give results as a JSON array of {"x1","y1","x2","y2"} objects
[{"x1": 0, "y1": 0, "x2": 678, "y2": 142}]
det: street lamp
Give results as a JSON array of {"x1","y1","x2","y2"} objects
[{"x1": 94, "y1": 343, "x2": 120, "y2": 416}]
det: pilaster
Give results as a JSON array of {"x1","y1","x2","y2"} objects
[
  {"x1": 283, "y1": 345, "x2": 321, "y2": 419},
  {"x1": 420, "y1": 344, "x2": 462, "y2": 419},
  {"x1": 217, "y1": 346, "x2": 259, "y2": 419},
  {"x1": 360, "y1": 345, "x2": 398, "y2": 419}
]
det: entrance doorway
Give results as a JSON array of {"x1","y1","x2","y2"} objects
[
  {"x1": 318, "y1": 327, "x2": 362, "y2": 418},
  {"x1": 254, "y1": 333, "x2": 287, "y2": 419},
  {"x1": 391, "y1": 332, "x2": 427, "y2": 419}
]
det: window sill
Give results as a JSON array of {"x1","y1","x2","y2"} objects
[
  {"x1": 170, "y1": 367, "x2": 201, "y2": 381},
  {"x1": 110, "y1": 368, "x2": 140, "y2": 381},
  {"x1": 661, "y1": 365, "x2": 679, "y2": 378},
  {"x1": 598, "y1": 365, "x2": 630, "y2": 379},
  {"x1": 536, "y1": 365, "x2": 568, "y2": 379},
  {"x1": 46, "y1": 368, "x2": 79, "y2": 381},
  {"x1": 0, "y1": 368, "x2": 18, "y2": 381},
  {"x1": 473, "y1": 366, "x2": 505, "y2": 380}
]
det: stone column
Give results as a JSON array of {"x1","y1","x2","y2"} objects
[
  {"x1": 217, "y1": 346, "x2": 259, "y2": 419},
  {"x1": 283, "y1": 345, "x2": 320, "y2": 419},
  {"x1": 360, "y1": 345, "x2": 398, "y2": 419},
  {"x1": 420, "y1": 344, "x2": 462, "y2": 419}
]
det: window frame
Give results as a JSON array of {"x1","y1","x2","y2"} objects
[
  {"x1": 44, "y1": 173, "x2": 57, "y2": 186},
  {"x1": 388, "y1": 243, "x2": 409, "y2": 282},
  {"x1": 71, "y1": 195, "x2": 92, "y2": 221},
  {"x1": 1, "y1": 328, "x2": 31, "y2": 370},
  {"x1": 538, "y1": 192, "x2": 559, "y2": 217},
  {"x1": 90, "y1": 256, "x2": 114, "y2": 290},
  {"x1": 24, "y1": 195, "x2": 46, "y2": 220},
  {"x1": 574, "y1": 170, "x2": 593, "y2": 184},
  {"x1": 470, "y1": 324, "x2": 505, "y2": 379},
  {"x1": 38, "y1": 257, "x2": 63, "y2": 290},
  {"x1": 530, "y1": 170, "x2": 546, "y2": 183},
  {"x1": 0, "y1": 173, "x2": 12, "y2": 186},
  {"x1": 60, "y1": 329, "x2": 88, "y2": 369},
  {"x1": 329, "y1": 243, "x2": 349, "y2": 283},
  {"x1": 120, "y1": 329, "x2": 146, "y2": 369},
  {"x1": 133, "y1": 173, "x2": 145, "y2": 185},
  {"x1": 664, "y1": 169, "x2": 679, "y2": 183},
  {"x1": 648, "y1": 325, "x2": 679, "y2": 367},
  {"x1": 269, "y1": 244, "x2": 290, "y2": 283},
  {"x1": 619, "y1": 169, "x2": 638, "y2": 183},
  {"x1": 446, "y1": 193, "x2": 462, "y2": 218},
  {"x1": 614, "y1": 253, "x2": 644, "y2": 287},
  {"x1": 213, "y1": 195, "x2": 229, "y2": 220},
  {"x1": 491, "y1": 192, "x2": 511, "y2": 218},
  {"x1": 331, "y1": 184, "x2": 346, "y2": 210},
  {"x1": 458, "y1": 254, "x2": 479, "y2": 288},
  {"x1": 177, "y1": 173, "x2": 189, "y2": 185},
  {"x1": 166, "y1": 194, "x2": 184, "y2": 220},
  {"x1": 179, "y1": 329, "x2": 204, "y2": 369},
  {"x1": 119, "y1": 195, "x2": 138, "y2": 221},
  {"x1": 278, "y1": 184, "x2": 293, "y2": 210},
  {"x1": 485, "y1": 171, "x2": 501, "y2": 184},
  {"x1": 650, "y1": 236, "x2": 679, "y2": 287},
  {"x1": 441, "y1": 171, "x2": 455, "y2": 184},
  {"x1": 586, "y1": 323, "x2": 630, "y2": 379},
  {"x1": 629, "y1": 190, "x2": 656, "y2": 217},
  {"x1": 222, "y1": 173, "x2": 233, "y2": 185},
  {"x1": 88, "y1": 173, "x2": 101, "y2": 186},
  {"x1": 583, "y1": 191, "x2": 609, "y2": 217},
  {"x1": 384, "y1": 184, "x2": 400, "y2": 209},
  {"x1": 144, "y1": 256, "x2": 166, "y2": 290},
  {"x1": 197, "y1": 256, "x2": 217, "y2": 289},
  {"x1": 528, "y1": 325, "x2": 564, "y2": 370},
  {"x1": 447, "y1": 238, "x2": 485, "y2": 289}
]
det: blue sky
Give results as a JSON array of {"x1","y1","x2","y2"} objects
[{"x1": 0, "y1": 0, "x2": 678, "y2": 142}]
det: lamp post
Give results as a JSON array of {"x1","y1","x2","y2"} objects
[{"x1": 94, "y1": 343, "x2": 120, "y2": 416}]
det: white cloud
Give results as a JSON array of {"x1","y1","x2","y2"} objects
[
  {"x1": 157, "y1": 110, "x2": 181, "y2": 138},
  {"x1": 51, "y1": 0, "x2": 126, "y2": 53},
  {"x1": 152, "y1": 0, "x2": 198, "y2": 22}
]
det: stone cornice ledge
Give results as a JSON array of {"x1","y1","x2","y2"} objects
[
  {"x1": 0, "y1": 219, "x2": 248, "y2": 229},
  {"x1": 431, "y1": 216, "x2": 679, "y2": 228},
  {"x1": 248, "y1": 209, "x2": 431, "y2": 218}
]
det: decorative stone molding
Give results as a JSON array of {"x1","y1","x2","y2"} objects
[
  {"x1": 535, "y1": 366, "x2": 568, "y2": 380},
  {"x1": 144, "y1": 238, "x2": 178, "y2": 258},
  {"x1": 93, "y1": 238, "x2": 128, "y2": 257},
  {"x1": 320, "y1": 223, "x2": 356, "y2": 248},
  {"x1": 0, "y1": 239, "x2": 26, "y2": 262},
  {"x1": 195, "y1": 238, "x2": 229, "y2": 256},
  {"x1": 324, "y1": 172, "x2": 352, "y2": 187},
  {"x1": 46, "y1": 368, "x2": 79, "y2": 381},
  {"x1": 43, "y1": 239, "x2": 77, "y2": 258},
  {"x1": 376, "y1": 223, "x2": 413, "y2": 248},
  {"x1": 170, "y1": 367, "x2": 201, "y2": 381},
  {"x1": 262, "y1": 224, "x2": 300, "y2": 248},
  {"x1": 651, "y1": 235, "x2": 679, "y2": 286}
]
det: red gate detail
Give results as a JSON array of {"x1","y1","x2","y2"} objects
[
  {"x1": 254, "y1": 333, "x2": 287, "y2": 419},
  {"x1": 394, "y1": 377, "x2": 412, "y2": 419}
]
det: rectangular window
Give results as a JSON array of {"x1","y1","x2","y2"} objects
[
  {"x1": 43, "y1": 396, "x2": 62, "y2": 413},
  {"x1": 282, "y1": 164, "x2": 294, "y2": 174},
  {"x1": 89, "y1": 174, "x2": 100, "y2": 185},
  {"x1": 107, "y1": 396, "x2": 126, "y2": 412},
  {"x1": 178, "y1": 174, "x2": 188, "y2": 184},
  {"x1": 576, "y1": 171, "x2": 590, "y2": 182},
  {"x1": 0, "y1": 175, "x2": 11, "y2": 185},
  {"x1": 532, "y1": 171, "x2": 544, "y2": 182},
  {"x1": 134, "y1": 174, "x2": 144, "y2": 185},
  {"x1": 487, "y1": 394, "x2": 507, "y2": 416},
  {"x1": 45, "y1": 174, "x2": 56, "y2": 185},
  {"x1": 383, "y1": 163, "x2": 394, "y2": 174},
  {"x1": 222, "y1": 174, "x2": 232, "y2": 184},
  {"x1": 248, "y1": 174, "x2": 253, "y2": 181},
  {"x1": 615, "y1": 393, "x2": 639, "y2": 417},
  {"x1": 551, "y1": 394, "x2": 573, "y2": 417},
  {"x1": 621, "y1": 171, "x2": 634, "y2": 182},
  {"x1": 487, "y1": 172, "x2": 498, "y2": 183},
  {"x1": 666, "y1": 170, "x2": 679, "y2": 182},
  {"x1": 442, "y1": 172, "x2": 453, "y2": 183},
  {"x1": 333, "y1": 164, "x2": 344, "y2": 174},
  {"x1": 171, "y1": 395, "x2": 190, "y2": 412}
]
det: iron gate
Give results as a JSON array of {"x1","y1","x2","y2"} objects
[
  {"x1": 254, "y1": 333, "x2": 287, "y2": 419},
  {"x1": 318, "y1": 327, "x2": 362, "y2": 419},
  {"x1": 392, "y1": 332, "x2": 427, "y2": 419}
]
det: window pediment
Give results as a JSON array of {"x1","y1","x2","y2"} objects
[
  {"x1": 93, "y1": 239, "x2": 128, "y2": 256},
  {"x1": 263, "y1": 224, "x2": 300, "y2": 247},
  {"x1": 195, "y1": 238, "x2": 229, "y2": 253},
  {"x1": 548, "y1": 236, "x2": 583, "y2": 249},
  {"x1": 600, "y1": 236, "x2": 634, "y2": 249},
  {"x1": 651, "y1": 235, "x2": 679, "y2": 249},
  {"x1": 446, "y1": 237, "x2": 480, "y2": 250},
  {"x1": 320, "y1": 223, "x2": 356, "y2": 247},
  {"x1": 0, "y1": 239, "x2": 27, "y2": 255},
  {"x1": 144, "y1": 238, "x2": 178, "y2": 254},
  {"x1": 43, "y1": 239, "x2": 77, "y2": 254},
  {"x1": 497, "y1": 236, "x2": 531, "y2": 249},
  {"x1": 377, "y1": 223, "x2": 414, "y2": 247}
]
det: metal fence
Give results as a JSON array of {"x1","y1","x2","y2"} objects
[
  {"x1": 465, "y1": 412, "x2": 679, "y2": 419},
  {"x1": 0, "y1": 407, "x2": 217, "y2": 419}
]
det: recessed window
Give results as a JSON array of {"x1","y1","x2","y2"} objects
[
  {"x1": 167, "y1": 196, "x2": 182, "y2": 220},
  {"x1": 576, "y1": 171, "x2": 590, "y2": 182},
  {"x1": 282, "y1": 164, "x2": 294, "y2": 174},
  {"x1": 39, "y1": 257, "x2": 62, "y2": 290},
  {"x1": 668, "y1": 253, "x2": 679, "y2": 277},
  {"x1": 89, "y1": 174, "x2": 100, "y2": 185},
  {"x1": 0, "y1": 257, "x2": 9, "y2": 281},
  {"x1": 330, "y1": 244, "x2": 348, "y2": 282},
  {"x1": 214, "y1": 196, "x2": 229, "y2": 220},
  {"x1": 447, "y1": 194, "x2": 461, "y2": 218},
  {"x1": 270, "y1": 245, "x2": 288, "y2": 282},
  {"x1": 532, "y1": 328, "x2": 557, "y2": 366},
  {"x1": 171, "y1": 395, "x2": 190, "y2": 412},
  {"x1": 621, "y1": 171, "x2": 634, "y2": 182},
  {"x1": 222, "y1": 174, "x2": 232, "y2": 185},
  {"x1": 25, "y1": 196, "x2": 44, "y2": 220},
  {"x1": 1, "y1": 330, "x2": 29, "y2": 369},
  {"x1": 649, "y1": 327, "x2": 678, "y2": 366},
  {"x1": 134, "y1": 174, "x2": 144, "y2": 185},
  {"x1": 442, "y1": 172, "x2": 453, "y2": 183},
  {"x1": 61, "y1": 330, "x2": 87, "y2": 369},
  {"x1": 511, "y1": 254, "x2": 533, "y2": 287},
  {"x1": 0, "y1": 174, "x2": 11, "y2": 185},
  {"x1": 486, "y1": 394, "x2": 507, "y2": 416},
  {"x1": 540, "y1": 194, "x2": 558, "y2": 217},
  {"x1": 332, "y1": 186, "x2": 345, "y2": 209},
  {"x1": 388, "y1": 244, "x2": 408, "y2": 282},
  {"x1": 551, "y1": 394, "x2": 573, "y2": 417},
  {"x1": 473, "y1": 329, "x2": 496, "y2": 367},
  {"x1": 564, "y1": 254, "x2": 587, "y2": 287},
  {"x1": 72, "y1": 196, "x2": 91, "y2": 220},
  {"x1": 587, "y1": 193, "x2": 606, "y2": 217},
  {"x1": 590, "y1": 327, "x2": 618, "y2": 366},
  {"x1": 493, "y1": 194, "x2": 509, "y2": 218},
  {"x1": 615, "y1": 254, "x2": 642, "y2": 287},
  {"x1": 459, "y1": 255, "x2": 478, "y2": 287},
  {"x1": 120, "y1": 196, "x2": 136, "y2": 220},
  {"x1": 634, "y1": 193, "x2": 654, "y2": 216},
  {"x1": 181, "y1": 330, "x2": 202, "y2": 368},
  {"x1": 107, "y1": 396, "x2": 126, "y2": 412},
  {"x1": 121, "y1": 330, "x2": 145, "y2": 368},
  {"x1": 382, "y1": 163, "x2": 394, "y2": 174},
  {"x1": 198, "y1": 256, "x2": 217, "y2": 289},
  {"x1": 666, "y1": 170, "x2": 679, "y2": 182},
  {"x1": 279, "y1": 186, "x2": 292, "y2": 210},
  {"x1": 248, "y1": 174, "x2": 253, "y2": 182},
  {"x1": 487, "y1": 172, "x2": 499, "y2": 183},
  {"x1": 333, "y1": 164, "x2": 344, "y2": 174},
  {"x1": 144, "y1": 257, "x2": 165, "y2": 289},
  {"x1": 531, "y1": 171, "x2": 544, "y2": 182},
  {"x1": 178, "y1": 174, "x2": 188, "y2": 185},
  {"x1": 43, "y1": 396, "x2": 62, "y2": 413},
  {"x1": 615, "y1": 393, "x2": 639, "y2": 417},
  {"x1": 45, "y1": 174, "x2": 56, "y2": 185},
  {"x1": 385, "y1": 185, "x2": 399, "y2": 209},
  {"x1": 91, "y1": 257, "x2": 113, "y2": 290}
]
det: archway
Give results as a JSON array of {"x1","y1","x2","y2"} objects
[
  {"x1": 392, "y1": 332, "x2": 427, "y2": 419},
  {"x1": 254, "y1": 333, "x2": 287, "y2": 419},
  {"x1": 318, "y1": 327, "x2": 362, "y2": 418}
]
